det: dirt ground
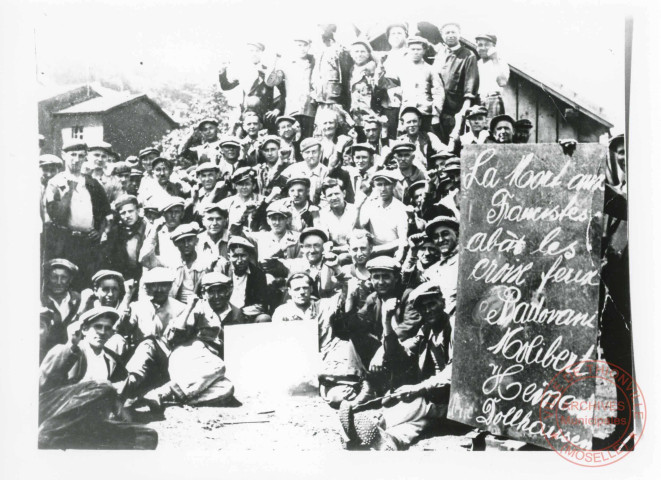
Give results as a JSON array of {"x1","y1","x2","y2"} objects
[{"x1": 140, "y1": 392, "x2": 473, "y2": 451}]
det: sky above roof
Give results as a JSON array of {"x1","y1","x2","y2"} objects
[{"x1": 33, "y1": 0, "x2": 628, "y2": 131}]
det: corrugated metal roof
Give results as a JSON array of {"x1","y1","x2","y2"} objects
[{"x1": 54, "y1": 93, "x2": 145, "y2": 114}]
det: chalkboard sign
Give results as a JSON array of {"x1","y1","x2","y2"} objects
[{"x1": 448, "y1": 144, "x2": 606, "y2": 451}]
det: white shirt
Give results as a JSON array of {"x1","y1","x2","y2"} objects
[
  {"x1": 80, "y1": 342, "x2": 110, "y2": 383},
  {"x1": 230, "y1": 268, "x2": 249, "y2": 309},
  {"x1": 282, "y1": 161, "x2": 328, "y2": 202},
  {"x1": 68, "y1": 181, "x2": 94, "y2": 231},
  {"x1": 359, "y1": 197, "x2": 408, "y2": 246},
  {"x1": 318, "y1": 203, "x2": 358, "y2": 247},
  {"x1": 49, "y1": 293, "x2": 71, "y2": 322},
  {"x1": 477, "y1": 57, "x2": 510, "y2": 97}
]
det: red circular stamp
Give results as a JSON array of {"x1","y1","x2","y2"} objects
[{"x1": 539, "y1": 360, "x2": 646, "y2": 467}]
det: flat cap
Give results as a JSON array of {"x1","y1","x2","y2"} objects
[
  {"x1": 228, "y1": 236, "x2": 256, "y2": 252},
  {"x1": 514, "y1": 118, "x2": 534, "y2": 129},
  {"x1": 79, "y1": 306, "x2": 119, "y2": 327},
  {"x1": 62, "y1": 140, "x2": 88, "y2": 152},
  {"x1": 232, "y1": 166, "x2": 256, "y2": 184},
  {"x1": 351, "y1": 37, "x2": 372, "y2": 52},
  {"x1": 466, "y1": 105, "x2": 489, "y2": 119},
  {"x1": 425, "y1": 215, "x2": 459, "y2": 235},
  {"x1": 39, "y1": 154, "x2": 63, "y2": 167},
  {"x1": 475, "y1": 33, "x2": 497, "y2": 45},
  {"x1": 266, "y1": 201, "x2": 291, "y2": 217},
  {"x1": 275, "y1": 115, "x2": 296, "y2": 126},
  {"x1": 366, "y1": 256, "x2": 401, "y2": 272},
  {"x1": 260, "y1": 135, "x2": 281, "y2": 149},
  {"x1": 286, "y1": 176, "x2": 311, "y2": 189},
  {"x1": 300, "y1": 137, "x2": 322, "y2": 152},
  {"x1": 170, "y1": 222, "x2": 202, "y2": 242},
  {"x1": 203, "y1": 203, "x2": 229, "y2": 216},
  {"x1": 125, "y1": 155, "x2": 140, "y2": 166},
  {"x1": 129, "y1": 168, "x2": 144, "y2": 178},
  {"x1": 443, "y1": 159, "x2": 461, "y2": 173},
  {"x1": 113, "y1": 194, "x2": 139, "y2": 211},
  {"x1": 407, "y1": 35, "x2": 428, "y2": 47},
  {"x1": 371, "y1": 169, "x2": 402, "y2": 184},
  {"x1": 87, "y1": 141, "x2": 113, "y2": 153},
  {"x1": 44, "y1": 258, "x2": 79, "y2": 275},
  {"x1": 407, "y1": 179, "x2": 427, "y2": 193},
  {"x1": 350, "y1": 143, "x2": 376, "y2": 155},
  {"x1": 299, "y1": 227, "x2": 328, "y2": 244},
  {"x1": 410, "y1": 282, "x2": 444, "y2": 306},
  {"x1": 142, "y1": 267, "x2": 175, "y2": 284},
  {"x1": 112, "y1": 162, "x2": 131, "y2": 175},
  {"x1": 151, "y1": 156, "x2": 173, "y2": 169},
  {"x1": 399, "y1": 106, "x2": 423, "y2": 118},
  {"x1": 390, "y1": 140, "x2": 416, "y2": 153},
  {"x1": 201, "y1": 272, "x2": 232, "y2": 288},
  {"x1": 219, "y1": 136, "x2": 241, "y2": 148},
  {"x1": 197, "y1": 117, "x2": 219, "y2": 129},
  {"x1": 160, "y1": 196, "x2": 185, "y2": 213},
  {"x1": 92, "y1": 269, "x2": 124, "y2": 286},
  {"x1": 489, "y1": 114, "x2": 516, "y2": 132},
  {"x1": 195, "y1": 162, "x2": 220, "y2": 174},
  {"x1": 430, "y1": 150, "x2": 458, "y2": 162},
  {"x1": 138, "y1": 147, "x2": 160, "y2": 158}
]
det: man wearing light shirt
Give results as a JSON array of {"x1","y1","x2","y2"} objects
[
  {"x1": 282, "y1": 137, "x2": 329, "y2": 204},
  {"x1": 475, "y1": 34, "x2": 510, "y2": 119}
]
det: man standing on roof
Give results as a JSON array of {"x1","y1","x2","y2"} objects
[
  {"x1": 475, "y1": 33, "x2": 509, "y2": 119},
  {"x1": 434, "y1": 22, "x2": 479, "y2": 144}
]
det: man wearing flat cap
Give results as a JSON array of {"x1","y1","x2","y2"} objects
[
  {"x1": 275, "y1": 115, "x2": 303, "y2": 163},
  {"x1": 168, "y1": 222, "x2": 225, "y2": 304},
  {"x1": 85, "y1": 141, "x2": 114, "y2": 187},
  {"x1": 395, "y1": 107, "x2": 445, "y2": 169},
  {"x1": 45, "y1": 140, "x2": 111, "y2": 289},
  {"x1": 256, "y1": 135, "x2": 289, "y2": 198},
  {"x1": 340, "y1": 281, "x2": 453, "y2": 451},
  {"x1": 217, "y1": 136, "x2": 250, "y2": 180},
  {"x1": 219, "y1": 41, "x2": 284, "y2": 134},
  {"x1": 358, "y1": 170, "x2": 409, "y2": 259},
  {"x1": 514, "y1": 118, "x2": 534, "y2": 144},
  {"x1": 139, "y1": 196, "x2": 187, "y2": 269},
  {"x1": 475, "y1": 33, "x2": 509, "y2": 119},
  {"x1": 179, "y1": 118, "x2": 222, "y2": 165},
  {"x1": 139, "y1": 156, "x2": 190, "y2": 204},
  {"x1": 382, "y1": 37, "x2": 444, "y2": 134},
  {"x1": 78, "y1": 269, "x2": 128, "y2": 315},
  {"x1": 41, "y1": 259, "x2": 82, "y2": 355},
  {"x1": 282, "y1": 137, "x2": 329, "y2": 204},
  {"x1": 189, "y1": 162, "x2": 232, "y2": 222},
  {"x1": 459, "y1": 106, "x2": 490, "y2": 146},
  {"x1": 197, "y1": 204, "x2": 230, "y2": 261},
  {"x1": 277, "y1": 37, "x2": 317, "y2": 139},
  {"x1": 423, "y1": 215, "x2": 460, "y2": 317},
  {"x1": 387, "y1": 140, "x2": 430, "y2": 201}
]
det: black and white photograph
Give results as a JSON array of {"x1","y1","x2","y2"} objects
[{"x1": 1, "y1": 0, "x2": 659, "y2": 477}]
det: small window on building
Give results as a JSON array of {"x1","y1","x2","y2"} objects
[{"x1": 71, "y1": 126, "x2": 84, "y2": 139}]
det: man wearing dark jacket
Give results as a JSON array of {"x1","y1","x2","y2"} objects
[{"x1": 101, "y1": 195, "x2": 147, "y2": 281}]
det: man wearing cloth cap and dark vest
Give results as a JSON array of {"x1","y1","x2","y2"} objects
[
  {"x1": 39, "y1": 307, "x2": 156, "y2": 450},
  {"x1": 141, "y1": 271, "x2": 237, "y2": 408},
  {"x1": 475, "y1": 33, "x2": 509, "y2": 119},
  {"x1": 433, "y1": 22, "x2": 479, "y2": 144},
  {"x1": 218, "y1": 41, "x2": 284, "y2": 134},
  {"x1": 179, "y1": 118, "x2": 223, "y2": 164},
  {"x1": 139, "y1": 196, "x2": 186, "y2": 269},
  {"x1": 422, "y1": 215, "x2": 460, "y2": 318},
  {"x1": 358, "y1": 170, "x2": 409, "y2": 259},
  {"x1": 396, "y1": 106, "x2": 445, "y2": 168},
  {"x1": 45, "y1": 140, "x2": 111, "y2": 289},
  {"x1": 340, "y1": 282, "x2": 453, "y2": 451},
  {"x1": 255, "y1": 135, "x2": 289, "y2": 198}
]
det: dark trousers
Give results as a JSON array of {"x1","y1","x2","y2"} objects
[
  {"x1": 434, "y1": 113, "x2": 457, "y2": 145},
  {"x1": 124, "y1": 338, "x2": 170, "y2": 398},
  {"x1": 383, "y1": 107, "x2": 400, "y2": 139},
  {"x1": 294, "y1": 114, "x2": 315, "y2": 140}
]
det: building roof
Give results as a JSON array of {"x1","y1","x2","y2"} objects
[{"x1": 53, "y1": 92, "x2": 178, "y2": 128}]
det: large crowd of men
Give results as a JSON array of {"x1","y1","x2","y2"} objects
[{"x1": 37, "y1": 21, "x2": 628, "y2": 451}]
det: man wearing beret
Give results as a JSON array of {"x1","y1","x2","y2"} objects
[
  {"x1": 358, "y1": 170, "x2": 409, "y2": 259},
  {"x1": 45, "y1": 140, "x2": 111, "y2": 289},
  {"x1": 433, "y1": 22, "x2": 479, "y2": 144},
  {"x1": 484, "y1": 114, "x2": 516, "y2": 144},
  {"x1": 41, "y1": 259, "x2": 82, "y2": 356},
  {"x1": 475, "y1": 33, "x2": 510, "y2": 119},
  {"x1": 423, "y1": 216, "x2": 460, "y2": 317},
  {"x1": 340, "y1": 282, "x2": 453, "y2": 450},
  {"x1": 219, "y1": 42, "x2": 284, "y2": 134}
]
